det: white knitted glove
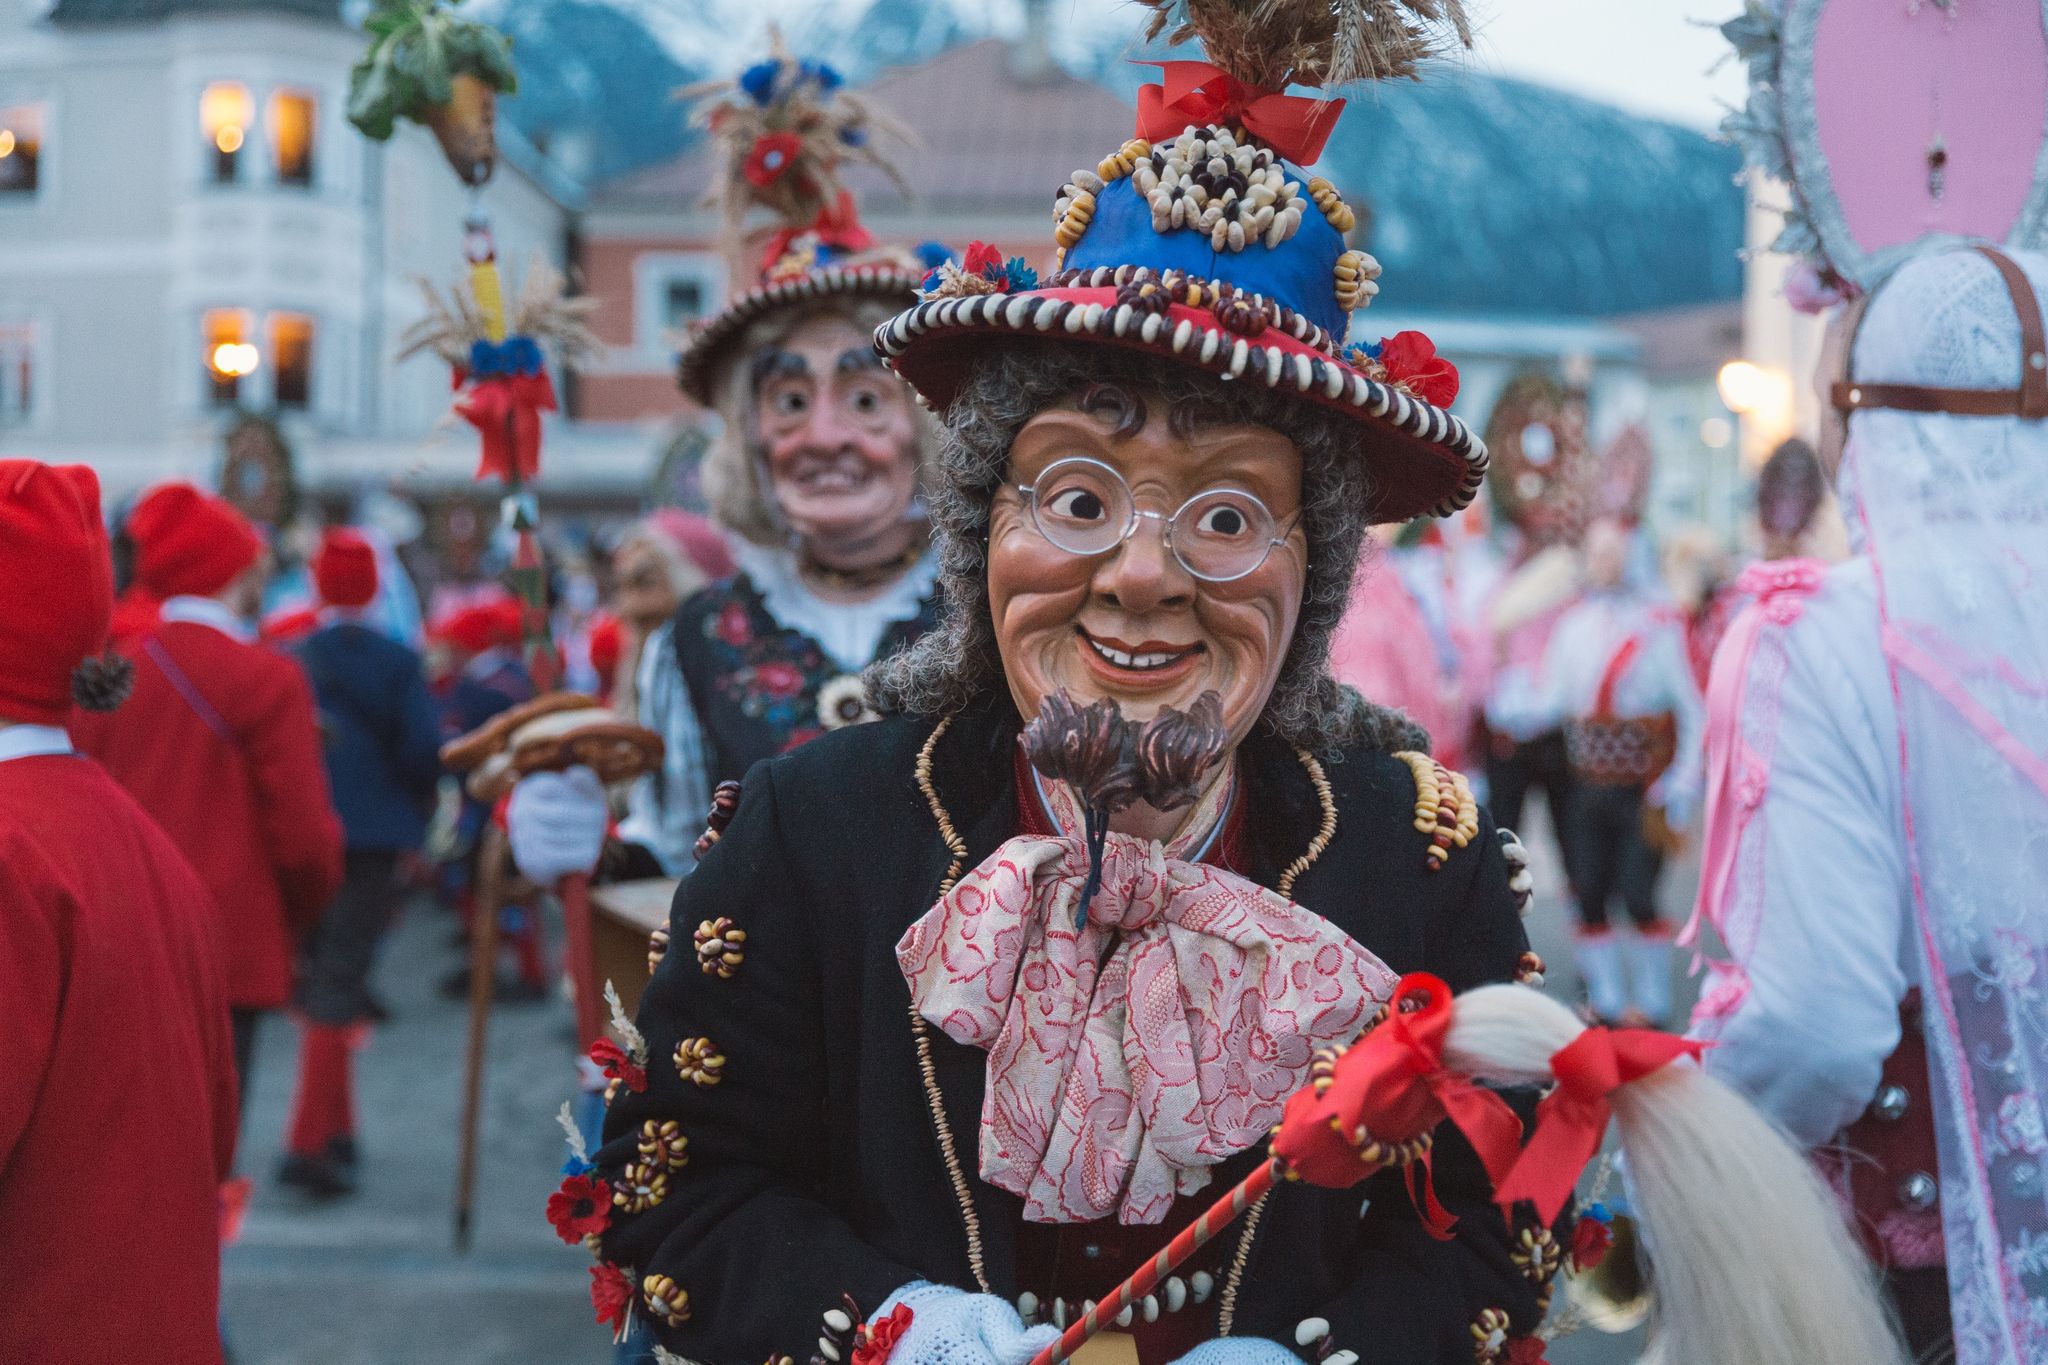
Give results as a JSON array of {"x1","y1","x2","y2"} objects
[
  {"x1": 1170, "y1": 1339, "x2": 1301, "y2": 1365},
  {"x1": 505, "y1": 765, "x2": 608, "y2": 886},
  {"x1": 872, "y1": 1283, "x2": 1059, "y2": 1365}
]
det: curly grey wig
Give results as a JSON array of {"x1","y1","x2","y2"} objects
[{"x1": 864, "y1": 343, "x2": 1427, "y2": 758}]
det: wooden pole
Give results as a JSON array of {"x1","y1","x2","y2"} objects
[
  {"x1": 452, "y1": 821, "x2": 510, "y2": 1253},
  {"x1": 557, "y1": 870, "x2": 602, "y2": 1052}
]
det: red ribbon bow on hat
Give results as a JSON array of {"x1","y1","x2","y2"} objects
[
  {"x1": 1493, "y1": 1027, "x2": 1705, "y2": 1224},
  {"x1": 758, "y1": 190, "x2": 876, "y2": 282},
  {"x1": 453, "y1": 370, "x2": 557, "y2": 483},
  {"x1": 1135, "y1": 61, "x2": 1346, "y2": 166},
  {"x1": 1270, "y1": 973, "x2": 1522, "y2": 1238}
]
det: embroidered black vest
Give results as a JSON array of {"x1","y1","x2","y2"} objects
[{"x1": 670, "y1": 571, "x2": 939, "y2": 790}]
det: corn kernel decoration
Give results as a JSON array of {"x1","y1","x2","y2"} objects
[
  {"x1": 674, "y1": 1036, "x2": 727, "y2": 1088},
  {"x1": 1333, "y1": 249, "x2": 1383, "y2": 312},
  {"x1": 642, "y1": 1274, "x2": 691, "y2": 1327},
  {"x1": 1470, "y1": 1307, "x2": 1511, "y2": 1361},
  {"x1": 637, "y1": 1119, "x2": 690, "y2": 1171},
  {"x1": 647, "y1": 924, "x2": 670, "y2": 976},
  {"x1": 613, "y1": 1160, "x2": 670, "y2": 1214},
  {"x1": 693, "y1": 917, "x2": 746, "y2": 979},
  {"x1": 1395, "y1": 751, "x2": 1479, "y2": 870},
  {"x1": 1306, "y1": 176, "x2": 1357, "y2": 234}
]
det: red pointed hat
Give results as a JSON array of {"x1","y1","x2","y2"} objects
[
  {"x1": 0, "y1": 460, "x2": 114, "y2": 725},
  {"x1": 314, "y1": 528, "x2": 379, "y2": 609},
  {"x1": 127, "y1": 481, "x2": 264, "y2": 600},
  {"x1": 673, "y1": 40, "x2": 937, "y2": 405}
]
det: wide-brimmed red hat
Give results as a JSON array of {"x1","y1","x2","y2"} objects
[{"x1": 0, "y1": 460, "x2": 114, "y2": 725}]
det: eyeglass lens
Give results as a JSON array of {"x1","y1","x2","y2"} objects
[{"x1": 1026, "y1": 457, "x2": 1281, "y2": 582}]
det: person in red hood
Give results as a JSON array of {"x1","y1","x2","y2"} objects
[
  {"x1": 0, "y1": 461, "x2": 238, "y2": 1361},
  {"x1": 276, "y1": 529, "x2": 443, "y2": 1197},
  {"x1": 71, "y1": 481, "x2": 344, "y2": 1131}
]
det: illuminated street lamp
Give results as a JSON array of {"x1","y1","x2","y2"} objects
[
  {"x1": 211, "y1": 342, "x2": 260, "y2": 378},
  {"x1": 1716, "y1": 359, "x2": 1796, "y2": 461}
]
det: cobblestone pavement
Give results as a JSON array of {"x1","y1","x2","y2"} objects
[
  {"x1": 223, "y1": 895, "x2": 597, "y2": 1363},
  {"x1": 222, "y1": 791, "x2": 1682, "y2": 1363}
]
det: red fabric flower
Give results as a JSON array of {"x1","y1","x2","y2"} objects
[
  {"x1": 743, "y1": 132, "x2": 803, "y2": 188},
  {"x1": 853, "y1": 1303, "x2": 915, "y2": 1365},
  {"x1": 590, "y1": 1262, "x2": 634, "y2": 1332},
  {"x1": 779, "y1": 726, "x2": 825, "y2": 753},
  {"x1": 1378, "y1": 331, "x2": 1460, "y2": 408},
  {"x1": 1503, "y1": 1337, "x2": 1551, "y2": 1365},
  {"x1": 754, "y1": 661, "x2": 805, "y2": 698},
  {"x1": 547, "y1": 1173, "x2": 614, "y2": 1244},
  {"x1": 1570, "y1": 1214, "x2": 1613, "y2": 1271},
  {"x1": 589, "y1": 1038, "x2": 647, "y2": 1095},
  {"x1": 962, "y1": 241, "x2": 1005, "y2": 279},
  {"x1": 715, "y1": 602, "x2": 752, "y2": 648}
]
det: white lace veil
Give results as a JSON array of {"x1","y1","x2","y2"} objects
[{"x1": 1839, "y1": 246, "x2": 2048, "y2": 1364}]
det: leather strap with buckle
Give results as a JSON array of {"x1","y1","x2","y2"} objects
[{"x1": 1830, "y1": 245, "x2": 2048, "y2": 421}]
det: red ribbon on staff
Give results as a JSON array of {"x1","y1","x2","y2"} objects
[
  {"x1": 1135, "y1": 61, "x2": 1346, "y2": 165},
  {"x1": 453, "y1": 370, "x2": 557, "y2": 483},
  {"x1": 1271, "y1": 973, "x2": 1522, "y2": 1238},
  {"x1": 1492, "y1": 1027, "x2": 1705, "y2": 1224}
]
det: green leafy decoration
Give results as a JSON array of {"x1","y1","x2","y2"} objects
[{"x1": 348, "y1": 0, "x2": 518, "y2": 142}]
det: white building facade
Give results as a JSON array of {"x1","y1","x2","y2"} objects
[{"x1": 0, "y1": 0, "x2": 593, "y2": 502}]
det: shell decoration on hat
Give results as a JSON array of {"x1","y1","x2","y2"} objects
[
  {"x1": 675, "y1": 30, "x2": 941, "y2": 404},
  {"x1": 875, "y1": 0, "x2": 1488, "y2": 523}
]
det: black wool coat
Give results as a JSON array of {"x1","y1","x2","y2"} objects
[{"x1": 593, "y1": 695, "x2": 1554, "y2": 1362}]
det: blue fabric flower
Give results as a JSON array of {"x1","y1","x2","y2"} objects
[
  {"x1": 560, "y1": 1154, "x2": 593, "y2": 1178},
  {"x1": 1335, "y1": 337, "x2": 1384, "y2": 368},
  {"x1": 1004, "y1": 258, "x2": 1039, "y2": 291},
  {"x1": 738, "y1": 59, "x2": 781, "y2": 106},
  {"x1": 1584, "y1": 1200, "x2": 1614, "y2": 1225},
  {"x1": 914, "y1": 241, "x2": 954, "y2": 269},
  {"x1": 799, "y1": 59, "x2": 844, "y2": 92},
  {"x1": 468, "y1": 335, "x2": 545, "y2": 379},
  {"x1": 838, "y1": 124, "x2": 868, "y2": 147}
]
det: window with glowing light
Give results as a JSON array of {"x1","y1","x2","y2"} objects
[
  {"x1": 270, "y1": 90, "x2": 315, "y2": 188},
  {"x1": 270, "y1": 313, "x2": 313, "y2": 409},
  {"x1": 0, "y1": 323, "x2": 34, "y2": 425},
  {"x1": 0, "y1": 104, "x2": 43, "y2": 197},
  {"x1": 201, "y1": 82, "x2": 252, "y2": 185},
  {"x1": 204, "y1": 309, "x2": 255, "y2": 406}
]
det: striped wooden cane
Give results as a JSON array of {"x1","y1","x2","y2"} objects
[{"x1": 1027, "y1": 1157, "x2": 1284, "y2": 1365}]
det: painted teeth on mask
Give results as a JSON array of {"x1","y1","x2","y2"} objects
[{"x1": 1085, "y1": 636, "x2": 1186, "y2": 670}]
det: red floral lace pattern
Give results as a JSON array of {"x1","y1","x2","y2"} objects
[{"x1": 897, "y1": 776, "x2": 1395, "y2": 1224}]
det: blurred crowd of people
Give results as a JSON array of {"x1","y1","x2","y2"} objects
[{"x1": 1327, "y1": 433, "x2": 1836, "y2": 1029}]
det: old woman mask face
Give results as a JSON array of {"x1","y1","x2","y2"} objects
[
  {"x1": 987, "y1": 386, "x2": 1308, "y2": 755},
  {"x1": 750, "y1": 313, "x2": 921, "y2": 548}
]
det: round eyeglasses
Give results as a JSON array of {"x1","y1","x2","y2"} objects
[{"x1": 1014, "y1": 456, "x2": 1299, "y2": 583}]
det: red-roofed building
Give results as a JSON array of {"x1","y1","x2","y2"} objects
[{"x1": 574, "y1": 36, "x2": 1134, "y2": 431}]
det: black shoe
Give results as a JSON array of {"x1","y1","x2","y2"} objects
[
  {"x1": 363, "y1": 993, "x2": 392, "y2": 1024},
  {"x1": 326, "y1": 1134, "x2": 359, "y2": 1171},
  {"x1": 278, "y1": 1151, "x2": 356, "y2": 1200}
]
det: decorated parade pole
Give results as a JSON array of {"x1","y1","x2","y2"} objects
[
  {"x1": 349, "y1": 0, "x2": 622, "y2": 1251},
  {"x1": 1029, "y1": 1159, "x2": 1283, "y2": 1365}
]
